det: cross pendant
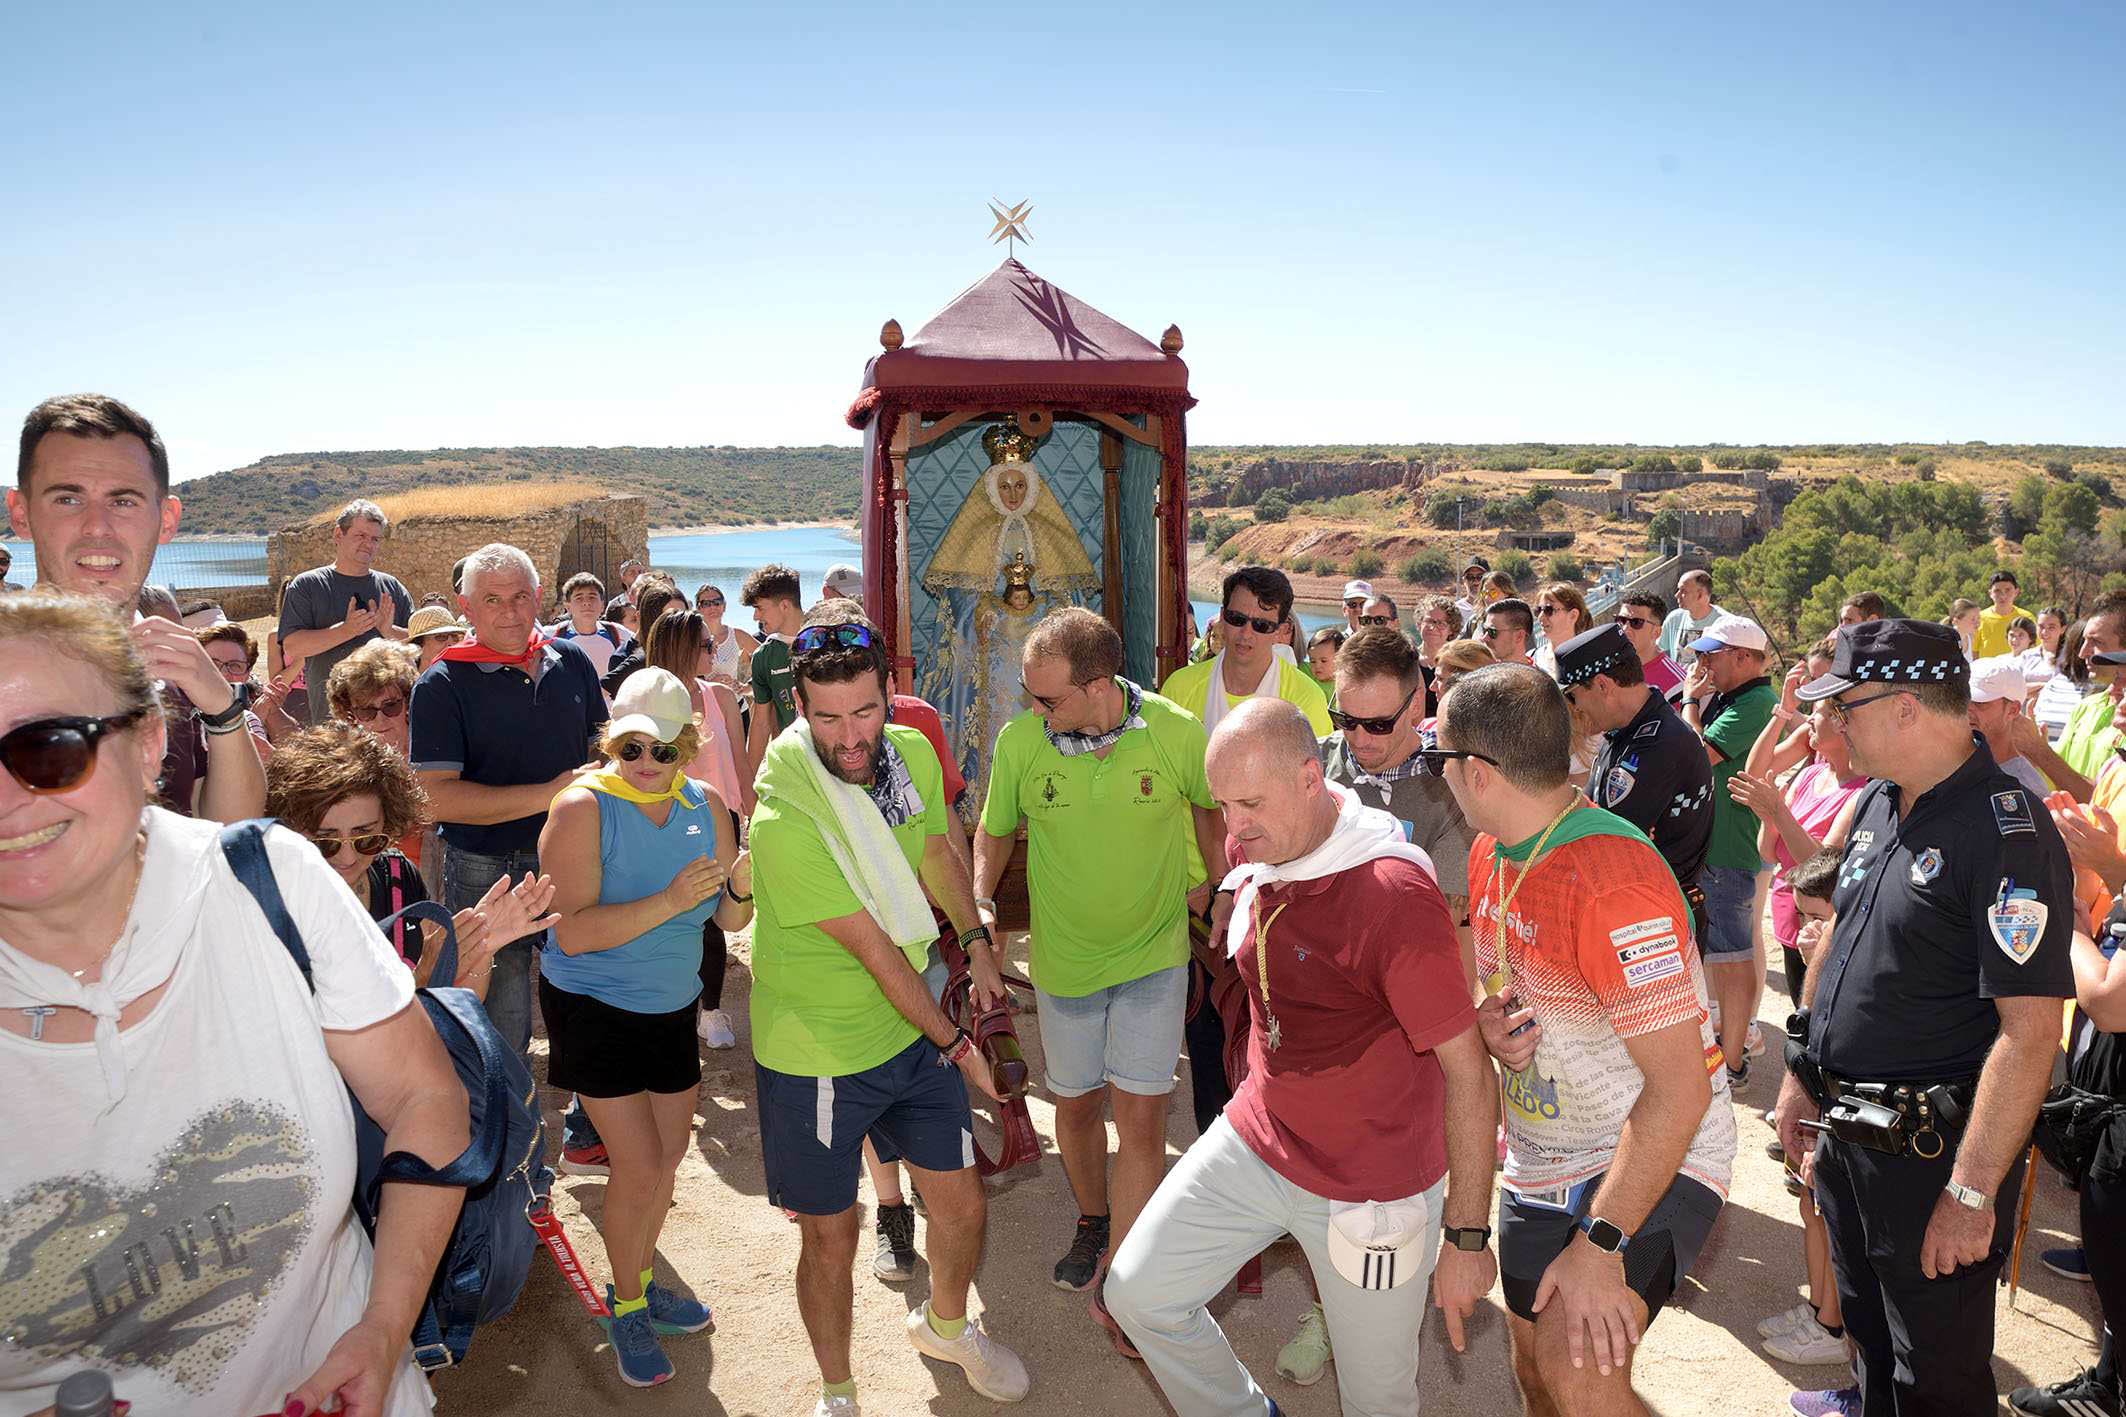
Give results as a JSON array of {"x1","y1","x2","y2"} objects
[{"x1": 22, "y1": 1006, "x2": 55, "y2": 1041}]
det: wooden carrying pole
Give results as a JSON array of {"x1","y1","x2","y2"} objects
[
  {"x1": 2007, "y1": 1141, "x2": 2041, "y2": 1306},
  {"x1": 1100, "y1": 430, "x2": 1125, "y2": 638}
]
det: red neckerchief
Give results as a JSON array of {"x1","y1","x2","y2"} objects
[{"x1": 438, "y1": 633, "x2": 551, "y2": 668}]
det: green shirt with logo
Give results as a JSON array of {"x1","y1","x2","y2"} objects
[
  {"x1": 981, "y1": 686, "x2": 1215, "y2": 998},
  {"x1": 1704, "y1": 679, "x2": 1777, "y2": 870},
  {"x1": 748, "y1": 724, "x2": 945, "y2": 1076},
  {"x1": 751, "y1": 635, "x2": 799, "y2": 733}
]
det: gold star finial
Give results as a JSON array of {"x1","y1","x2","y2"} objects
[{"x1": 988, "y1": 199, "x2": 1033, "y2": 255}]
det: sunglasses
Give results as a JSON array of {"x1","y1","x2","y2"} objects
[
  {"x1": 618, "y1": 740, "x2": 684, "y2": 764},
  {"x1": 1327, "y1": 684, "x2": 1420, "y2": 737},
  {"x1": 1221, "y1": 607, "x2": 1284, "y2": 635},
  {"x1": 346, "y1": 697, "x2": 406, "y2": 724},
  {"x1": 0, "y1": 710, "x2": 149, "y2": 795},
  {"x1": 1415, "y1": 747, "x2": 1500, "y2": 777},
  {"x1": 1480, "y1": 625, "x2": 1504, "y2": 640},
  {"x1": 1358, "y1": 614, "x2": 1396, "y2": 627},
  {"x1": 308, "y1": 828, "x2": 393, "y2": 860},
  {"x1": 1021, "y1": 677, "x2": 1094, "y2": 712},
  {"x1": 1615, "y1": 615, "x2": 1655, "y2": 631},
  {"x1": 792, "y1": 623, "x2": 875, "y2": 655},
  {"x1": 1535, "y1": 605, "x2": 1562, "y2": 618},
  {"x1": 697, "y1": 595, "x2": 724, "y2": 609}
]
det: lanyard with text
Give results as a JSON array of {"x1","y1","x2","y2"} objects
[
  {"x1": 1483, "y1": 794, "x2": 1582, "y2": 999},
  {"x1": 1252, "y1": 899, "x2": 1294, "y2": 1052}
]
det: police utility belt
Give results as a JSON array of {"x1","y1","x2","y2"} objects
[{"x1": 1785, "y1": 1010, "x2": 1975, "y2": 1160}]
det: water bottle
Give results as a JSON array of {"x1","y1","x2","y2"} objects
[{"x1": 52, "y1": 1370, "x2": 115, "y2": 1417}]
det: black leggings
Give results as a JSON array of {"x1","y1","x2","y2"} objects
[
  {"x1": 1782, "y1": 944, "x2": 1807, "y2": 1006},
  {"x1": 699, "y1": 918, "x2": 728, "y2": 1011}
]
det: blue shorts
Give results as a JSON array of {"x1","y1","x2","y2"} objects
[
  {"x1": 1035, "y1": 963, "x2": 1187, "y2": 1098},
  {"x1": 1698, "y1": 863, "x2": 1761, "y2": 959},
  {"x1": 755, "y1": 1036, "x2": 974, "y2": 1215}
]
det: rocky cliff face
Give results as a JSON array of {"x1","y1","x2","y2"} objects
[{"x1": 1196, "y1": 457, "x2": 1439, "y2": 507}]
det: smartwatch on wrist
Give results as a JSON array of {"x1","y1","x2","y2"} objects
[
  {"x1": 1576, "y1": 1215, "x2": 1629, "y2": 1254},
  {"x1": 1443, "y1": 1225, "x2": 1492, "y2": 1252},
  {"x1": 974, "y1": 896, "x2": 998, "y2": 915}
]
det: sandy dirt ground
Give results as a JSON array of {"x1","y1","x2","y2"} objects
[{"x1": 434, "y1": 928, "x2": 2100, "y2": 1416}]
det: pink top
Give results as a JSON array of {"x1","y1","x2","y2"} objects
[
  {"x1": 685, "y1": 678, "x2": 745, "y2": 810},
  {"x1": 1768, "y1": 760, "x2": 1867, "y2": 949}
]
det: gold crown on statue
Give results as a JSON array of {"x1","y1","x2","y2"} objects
[
  {"x1": 982, "y1": 416, "x2": 1043, "y2": 466},
  {"x1": 1003, "y1": 554, "x2": 1034, "y2": 591}
]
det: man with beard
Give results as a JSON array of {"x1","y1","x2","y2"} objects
[
  {"x1": 749, "y1": 599, "x2": 1029, "y2": 1415},
  {"x1": 9, "y1": 392, "x2": 263, "y2": 821}
]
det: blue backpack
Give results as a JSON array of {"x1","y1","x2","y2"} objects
[{"x1": 220, "y1": 822, "x2": 553, "y2": 1371}]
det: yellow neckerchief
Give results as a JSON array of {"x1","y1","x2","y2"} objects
[{"x1": 572, "y1": 765, "x2": 695, "y2": 809}]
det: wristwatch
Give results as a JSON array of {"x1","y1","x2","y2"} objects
[
  {"x1": 1945, "y1": 1181, "x2": 1990, "y2": 1210},
  {"x1": 1443, "y1": 1225, "x2": 1491, "y2": 1252},
  {"x1": 974, "y1": 896, "x2": 998, "y2": 915},
  {"x1": 1576, "y1": 1215, "x2": 1629, "y2": 1254}
]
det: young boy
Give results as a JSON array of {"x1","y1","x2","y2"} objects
[
  {"x1": 1773, "y1": 847, "x2": 1860, "y2": 1409},
  {"x1": 1306, "y1": 625, "x2": 1345, "y2": 702},
  {"x1": 548, "y1": 571, "x2": 633, "y2": 676}
]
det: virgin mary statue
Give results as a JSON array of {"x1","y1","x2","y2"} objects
[{"x1": 921, "y1": 417, "x2": 1099, "y2": 815}]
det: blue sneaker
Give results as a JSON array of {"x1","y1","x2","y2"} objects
[
  {"x1": 2042, "y1": 1246, "x2": 2093, "y2": 1282},
  {"x1": 602, "y1": 1305, "x2": 673, "y2": 1387},
  {"x1": 605, "y1": 1283, "x2": 714, "y2": 1337}
]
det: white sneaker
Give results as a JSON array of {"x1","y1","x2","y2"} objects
[
  {"x1": 698, "y1": 1008, "x2": 737, "y2": 1049},
  {"x1": 813, "y1": 1394, "x2": 860, "y2": 1416},
  {"x1": 1747, "y1": 1021, "x2": 1768, "y2": 1058},
  {"x1": 906, "y1": 1305, "x2": 1030, "y2": 1402},
  {"x1": 1764, "y1": 1313, "x2": 1849, "y2": 1365},
  {"x1": 1757, "y1": 1300, "x2": 1815, "y2": 1338}
]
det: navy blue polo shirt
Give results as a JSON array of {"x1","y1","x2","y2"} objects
[
  {"x1": 1807, "y1": 743, "x2": 2074, "y2": 1082},
  {"x1": 409, "y1": 639, "x2": 609, "y2": 855}
]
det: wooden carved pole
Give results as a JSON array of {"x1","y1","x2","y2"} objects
[{"x1": 1100, "y1": 430, "x2": 1125, "y2": 639}]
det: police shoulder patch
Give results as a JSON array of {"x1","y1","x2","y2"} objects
[
  {"x1": 1992, "y1": 790, "x2": 2036, "y2": 836},
  {"x1": 1987, "y1": 884, "x2": 2047, "y2": 964}
]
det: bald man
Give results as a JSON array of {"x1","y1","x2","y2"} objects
[{"x1": 1105, "y1": 699, "x2": 1498, "y2": 1417}]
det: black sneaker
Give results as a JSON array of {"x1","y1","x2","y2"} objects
[
  {"x1": 1727, "y1": 1059, "x2": 1750, "y2": 1090},
  {"x1": 2010, "y1": 1368, "x2": 2122, "y2": 1416},
  {"x1": 1054, "y1": 1214, "x2": 1110, "y2": 1291},
  {"x1": 873, "y1": 1201, "x2": 917, "y2": 1282}
]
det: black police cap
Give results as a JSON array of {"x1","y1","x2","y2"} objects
[
  {"x1": 1554, "y1": 623, "x2": 1637, "y2": 689},
  {"x1": 1796, "y1": 618, "x2": 1966, "y2": 702}
]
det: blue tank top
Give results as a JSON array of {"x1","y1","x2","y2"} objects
[{"x1": 541, "y1": 780, "x2": 718, "y2": 1013}]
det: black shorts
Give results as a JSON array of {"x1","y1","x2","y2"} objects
[
  {"x1": 1499, "y1": 1170, "x2": 1724, "y2": 1324},
  {"x1": 540, "y1": 978, "x2": 702, "y2": 1098}
]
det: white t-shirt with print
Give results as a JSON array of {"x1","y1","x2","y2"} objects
[{"x1": 0, "y1": 810, "x2": 431, "y2": 1417}]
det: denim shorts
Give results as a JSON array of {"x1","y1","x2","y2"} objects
[
  {"x1": 1698, "y1": 863, "x2": 1761, "y2": 959},
  {"x1": 1035, "y1": 963, "x2": 1187, "y2": 1098}
]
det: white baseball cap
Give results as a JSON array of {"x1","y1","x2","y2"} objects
[
  {"x1": 1687, "y1": 613, "x2": 1770, "y2": 655},
  {"x1": 1967, "y1": 655, "x2": 2026, "y2": 705},
  {"x1": 607, "y1": 667, "x2": 694, "y2": 744},
  {"x1": 823, "y1": 563, "x2": 863, "y2": 599},
  {"x1": 1325, "y1": 1194, "x2": 1431, "y2": 1291},
  {"x1": 1342, "y1": 579, "x2": 1376, "y2": 603}
]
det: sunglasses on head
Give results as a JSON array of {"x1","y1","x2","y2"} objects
[
  {"x1": 346, "y1": 697, "x2": 406, "y2": 724},
  {"x1": 792, "y1": 623, "x2": 875, "y2": 655},
  {"x1": 308, "y1": 828, "x2": 393, "y2": 860},
  {"x1": 618, "y1": 740, "x2": 683, "y2": 765},
  {"x1": 0, "y1": 710, "x2": 149, "y2": 795},
  {"x1": 1221, "y1": 606, "x2": 1284, "y2": 636},
  {"x1": 1414, "y1": 747, "x2": 1500, "y2": 777},
  {"x1": 1326, "y1": 683, "x2": 1420, "y2": 737}
]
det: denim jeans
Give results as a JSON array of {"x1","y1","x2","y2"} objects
[{"x1": 440, "y1": 840, "x2": 545, "y2": 1059}]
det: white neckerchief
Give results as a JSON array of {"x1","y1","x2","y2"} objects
[
  {"x1": 1221, "y1": 782, "x2": 1438, "y2": 957},
  {"x1": 1200, "y1": 650, "x2": 1282, "y2": 737},
  {"x1": 0, "y1": 807, "x2": 211, "y2": 1110}
]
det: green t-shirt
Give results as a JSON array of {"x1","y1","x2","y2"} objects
[
  {"x1": 751, "y1": 635, "x2": 799, "y2": 733},
  {"x1": 748, "y1": 723, "x2": 946, "y2": 1076},
  {"x1": 980, "y1": 686, "x2": 1215, "y2": 998},
  {"x1": 1703, "y1": 679, "x2": 1777, "y2": 870},
  {"x1": 2060, "y1": 691, "x2": 2120, "y2": 779}
]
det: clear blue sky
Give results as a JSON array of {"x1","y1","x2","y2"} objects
[{"x1": 5, "y1": 1, "x2": 2122, "y2": 483}]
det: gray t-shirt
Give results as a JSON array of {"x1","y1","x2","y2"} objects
[
  {"x1": 278, "y1": 566, "x2": 413, "y2": 723},
  {"x1": 1319, "y1": 732, "x2": 1476, "y2": 899}
]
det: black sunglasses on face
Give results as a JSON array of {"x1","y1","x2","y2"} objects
[
  {"x1": 1415, "y1": 747, "x2": 1500, "y2": 777},
  {"x1": 618, "y1": 740, "x2": 684, "y2": 765},
  {"x1": 1359, "y1": 614, "x2": 1396, "y2": 627},
  {"x1": 792, "y1": 623, "x2": 875, "y2": 655},
  {"x1": 0, "y1": 711, "x2": 150, "y2": 795},
  {"x1": 1480, "y1": 625, "x2": 1503, "y2": 639},
  {"x1": 1615, "y1": 615, "x2": 1655, "y2": 631},
  {"x1": 697, "y1": 596, "x2": 724, "y2": 609},
  {"x1": 1221, "y1": 606, "x2": 1284, "y2": 636},
  {"x1": 1021, "y1": 677, "x2": 1094, "y2": 712},
  {"x1": 1327, "y1": 683, "x2": 1421, "y2": 737},
  {"x1": 309, "y1": 828, "x2": 393, "y2": 859},
  {"x1": 346, "y1": 697, "x2": 406, "y2": 723}
]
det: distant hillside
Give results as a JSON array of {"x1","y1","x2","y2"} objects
[{"x1": 175, "y1": 446, "x2": 862, "y2": 534}]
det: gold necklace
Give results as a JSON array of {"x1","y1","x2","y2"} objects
[
  {"x1": 1252, "y1": 899, "x2": 1293, "y2": 1052},
  {"x1": 1484, "y1": 794, "x2": 1580, "y2": 997}
]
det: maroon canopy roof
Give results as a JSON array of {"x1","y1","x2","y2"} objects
[{"x1": 847, "y1": 258, "x2": 1191, "y2": 428}]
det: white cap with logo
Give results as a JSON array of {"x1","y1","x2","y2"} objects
[
  {"x1": 1324, "y1": 1193, "x2": 1433, "y2": 1291},
  {"x1": 1687, "y1": 613, "x2": 1770, "y2": 655},
  {"x1": 1342, "y1": 579, "x2": 1376, "y2": 603},
  {"x1": 823, "y1": 564, "x2": 863, "y2": 599},
  {"x1": 607, "y1": 667, "x2": 694, "y2": 744},
  {"x1": 1967, "y1": 655, "x2": 2027, "y2": 705}
]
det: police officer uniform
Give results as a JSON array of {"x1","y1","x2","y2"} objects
[
  {"x1": 1793, "y1": 619, "x2": 2076, "y2": 1416},
  {"x1": 1559, "y1": 625, "x2": 1715, "y2": 940}
]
